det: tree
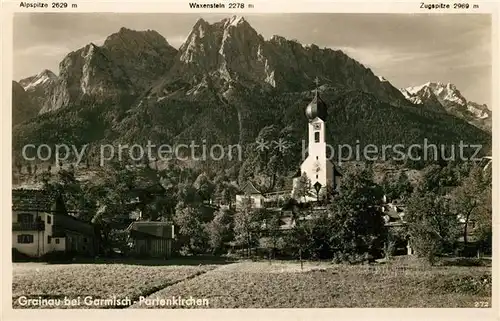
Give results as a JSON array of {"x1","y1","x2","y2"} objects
[
  {"x1": 261, "y1": 210, "x2": 284, "y2": 259},
  {"x1": 288, "y1": 208, "x2": 334, "y2": 261},
  {"x1": 40, "y1": 166, "x2": 94, "y2": 220},
  {"x1": 87, "y1": 166, "x2": 141, "y2": 254},
  {"x1": 476, "y1": 162, "x2": 492, "y2": 255},
  {"x1": 14, "y1": 159, "x2": 22, "y2": 174},
  {"x1": 475, "y1": 187, "x2": 492, "y2": 255},
  {"x1": 108, "y1": 229, "x2": 130, "y2": 255},
  {"x1": 386, "y1": 171, "x2": 413, "y2": 201},
  {"x1": 292, "y1": 172, "x2": 311, "y2": 203},
  {"x1": 206, "y1": 208, "x2": 234, "y2": 254},
  {"x1": 238, "y1": 125, "x2": 298, "y2": 192},
  {"x1": 176, "y1": 182, "x2": 201, "y2": 205},
  {"x1": 262, "y1": 126, "x2": 297, "y2": 191},
  {"x1": 419, "y1": 163, "x2": 461, "y2": 195},
  {"x1": 173, "y1": 203, "x2": 208, "y2": 254},
  {"x1": 219, "y1": 183, "x2": 238, "y2": 207},
  {"x1": 420, "y1": 164, "x2": 444, "y2": 193},
  {"x1": 327, "y1": 167, "x2": 386, "y2": 262},
  {"x1": 233, "y1": 196, "x2": 262, "y2": 257},
  {"x1": 450, "y1": 165, "x2": 489, "y2": 245},
  {"x1": 193, "y1": 173, "x2": 215, "y2": 202},
  {"x1": 380, "y1": 174, "x2": 392, "y2": 198},
  {"x1": 405, "y1": 190, "x2": 460, "y2": 265},
  {"x1": 213, "y1": 175, "x2": 239, "y2": 207},
  {"x1": 39, "y1": 171, "x2": 52, "y2": 187}
]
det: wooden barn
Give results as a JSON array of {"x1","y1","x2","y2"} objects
[{"x1": 126, "y1": 221, "x2": 174, "y2": 258}]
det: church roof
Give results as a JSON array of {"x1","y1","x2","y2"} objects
[
  {"x1": 305, "y1": 79, "x2": 328, "y2": 121},
  {"x1": 239, "y1": 181, "x2": 262, "y2": 195},
  {"x1": 292, "y1": 168, "x2": 302, "y2": 178}
]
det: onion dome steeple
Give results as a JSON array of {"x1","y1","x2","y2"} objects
[{"x1": 305, "y1": 77, "x2": 328, "y2": 122}]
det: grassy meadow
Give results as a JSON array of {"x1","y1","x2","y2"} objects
[{"x1": 12, "y1": 256, "x2": 491, "y2": 309}]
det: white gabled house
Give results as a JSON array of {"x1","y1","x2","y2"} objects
[{"x1": 12, "y1": 189, "x2": 96, "y2": 258}]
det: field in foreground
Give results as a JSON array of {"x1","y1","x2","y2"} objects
[
  {"x1": 12, "y1": 257, "x2": 492, "y2": 309},
  {"x1": 12, "y1": 262, "x2": 216, "y2": 309}
]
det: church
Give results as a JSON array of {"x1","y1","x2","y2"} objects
[
  {"x1": 291, "y1": 79, "x2": 342, "y2": 202},
  {"x1": 235, "y1": 79, "x2": 342, "y2": 209}
]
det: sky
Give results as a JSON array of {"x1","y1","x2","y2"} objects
[{"x1": 13, "y1": 13, "x2": 492, "y2": 106}]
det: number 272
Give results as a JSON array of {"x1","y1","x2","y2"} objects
[{"x1": 475, "y1": 301, "x2": 489, "y2": 308}]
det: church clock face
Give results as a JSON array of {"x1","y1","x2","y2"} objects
[
  {"x1": 314, "y1": 160, "x2": 321, "y2": 172},
  {"x1": 313, "y1": 123, "x2": 321, "y2": 130}
]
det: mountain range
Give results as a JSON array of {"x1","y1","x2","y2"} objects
[
  {"x1": 12, "y1": 16, "x2": 491, "y2": 167},
  {"x1": 400, "y1": 82, "x2": 491, "y2": 131}
]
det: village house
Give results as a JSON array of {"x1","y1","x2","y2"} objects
[
  {"x1": 126, "y1": 221, "x2": 175, "y2": 258},
  {"x1": 12, "y1": 189, "x2": 96, "y2": 258},
  {"x1": 235, "y1": 181, "x2": 265, "y2": 210}
]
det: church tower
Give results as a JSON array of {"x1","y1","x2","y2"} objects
[{"x1": 293, "y1": 78, "x2": 341, "y2": 200}]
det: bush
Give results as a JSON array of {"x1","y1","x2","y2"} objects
[
  {"x1": 332, "y1": 252, "x2": 375, "y2": 265},
  {"x1": 440, "y1": 257, "x2": 490, "y2": 267},
  {"x1": 259, "y1": 236, "x2": 287, "y2": 259},
  {"x1": 40, "y1": 250, "x2": 78, "y2": 263},
  {"x1": 383, "y1": 240, "x2": 396, "y2": 260},
  {"x1": 108, "y1": 229, "x2": 131, "y2": 256},
  {"x1": 454, "y1": 242, "x2": 481, "y2": 258}
]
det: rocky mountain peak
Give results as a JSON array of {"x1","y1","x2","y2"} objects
[
  {"x1": 19, "y1": 69, "x2": 57, "y2": 91},
  {"x1": 82, "y1": 43, "x2": 98, "y2": 58},
  {"x1": 269, "y1": 35, "x2": 288, "y2": 45},
  {"x1": 17, "y1": 69, "x2": 58, "y2": 117},
  {"x1": 400, "y1": 82, "x2": 491, "y2": 131},
  {"x1": 32, "y1": 27, "x2": 179, "y2": 114},
  {"x1": 406, "y1": 82, "x2": 468, "y2": 106},
  {"x1": 222, "y1": 15, "x2": 248, "y2": 28},
  {"x1": 193, "y1": 17, "x2": 210, "y2": 29},
  {"x1": 180, "y1": 15, "x2": 260, "y2": 55},
  {"x1": 172, "y1": 16, "x2": 267, "y2": 88},
  {"x1": 38, "y1": 69, "x2": 57, "y2": 79},
  {"x1": 104, "y1": 27, "x2": 173, "y2": 49},
  {"x1": 154, "y1": 16, "x2": 409, "y2": 104},
  {"x1": 118, "y1": 26, "x2": 133, "y2": 33}
]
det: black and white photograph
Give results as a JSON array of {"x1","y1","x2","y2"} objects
[{"x1": 9, "y1": 12, "x2": 493, "y2": 310}]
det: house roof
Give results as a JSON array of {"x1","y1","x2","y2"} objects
[
  {"x1": 127, "y1": 221, "x2": 174, "y2": 239},
  {"x1": 12, "y1": 189, "x2": 65, "y2": 213},
  {"x1": 239, "y1": 181, "x2": 262, "y2": 195},
  {"x1": 385, "y1": 209, "x2": 402, "y2": 220},
  {"x1": 52, "y1": 214, "x2": 96, "y2": 237}
]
